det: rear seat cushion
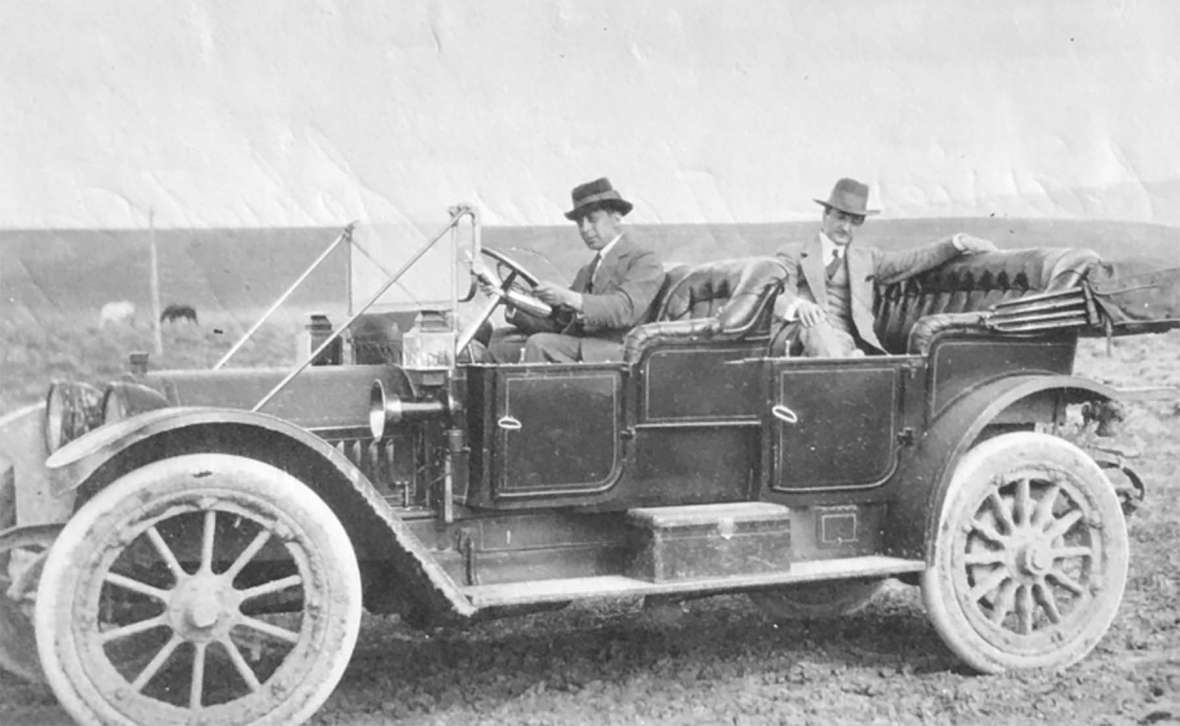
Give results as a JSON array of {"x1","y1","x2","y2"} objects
[{"x1": 873, "y1": 247, "x2": 1101, "y2": 354}]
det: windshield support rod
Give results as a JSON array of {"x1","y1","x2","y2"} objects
[
  {"x1": 213, "y1": 225, "x2": 353, "y2": 370},
  {"x1": 252, "y1": 206, "x2": 475, "y2": 413}
]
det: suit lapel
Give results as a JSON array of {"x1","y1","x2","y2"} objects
[{"x1": 800, "y1": 234, "x2": 827, "y2": 302}]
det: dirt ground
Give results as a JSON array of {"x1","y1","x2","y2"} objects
[{"x1": 1, "y1": 334, "x2": 1178, "y2": 725}]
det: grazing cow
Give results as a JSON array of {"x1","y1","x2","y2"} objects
[
  {"x1": 99, "y1": 300, "x2": 136, "y2": 326},
  {"x1": 160, "y1": 303, "x2": 198, "y2": 324}
]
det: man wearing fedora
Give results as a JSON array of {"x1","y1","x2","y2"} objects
[
  {"x1": 773, "y1": 177, "x2": 997, "y2": 357},
  {"x1": 488, "y1": 177, "x2": 665, "y2": 363}
]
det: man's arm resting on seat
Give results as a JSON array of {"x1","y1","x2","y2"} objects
[{"x1": 871, "y1": 233, "x2": 999, "y2": 285}]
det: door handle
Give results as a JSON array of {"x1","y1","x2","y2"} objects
[
  {"x1": 497, "y1": 415, "x2": 522, "y2": 431},
  {"x1": 772, "y1": 405, "x2": 799, "y2": 424}
]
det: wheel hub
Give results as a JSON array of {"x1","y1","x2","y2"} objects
[
  {"x1": 169, "y1": 575, "x2": 234, "y2": 638},
  {"x1": 1018, "y1": 541, "x2": 1054, "y2": 576}
]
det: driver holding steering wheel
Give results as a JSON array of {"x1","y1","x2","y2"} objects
[{"x1": 486, "y1": 178, "x2": 665, "y2": 363}]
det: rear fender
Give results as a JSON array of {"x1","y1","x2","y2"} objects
[
  {"x1": 46, "y1": 406, "x2": 474, "y2": 620},
  {"x1": 885, "y1": 375, "x2": 1118, "y2": 562}
]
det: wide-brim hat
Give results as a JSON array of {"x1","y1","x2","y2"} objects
[
  {"x1": 564, "y1": 177, "x2": 633, "y2": 220},
  {"x1": 813, "y1": 177, "x2": 880, "y2": 217}
]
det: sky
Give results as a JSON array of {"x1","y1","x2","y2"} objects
[{"x1": 1, "y1": 0, "x2": 1178, "y2": 229}]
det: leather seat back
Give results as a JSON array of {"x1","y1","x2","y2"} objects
[
  {"x1": 623, "y1": 257, "x2": 789, "y2": 362},
  {"x1": 873, "y1": 247, "x2": 1102, "y2": 353}
]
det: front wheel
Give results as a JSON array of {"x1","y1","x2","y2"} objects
[
  {"x1": 35, "y1": 453, "x2": 363, "y2": 726},
  {"x1": 922, "y1": 432, "x2": 1128, "y2": 673}
]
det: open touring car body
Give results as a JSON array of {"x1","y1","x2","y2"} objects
[{"x1": 2, "y1": 205, "x2": 1178, "y2": 724}]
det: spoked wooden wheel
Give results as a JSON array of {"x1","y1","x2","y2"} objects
[
  {"x1": 749, "y1": 578, "x2": 884, "y2": 620},
  {"x1": 922, "y1": 432, "x2": 1128, "y2": 673},
  {"x1": 35, "y1": 454, "x2": 362, "y2": 726}
]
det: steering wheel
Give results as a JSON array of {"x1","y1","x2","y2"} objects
[{"x1": 477, "y1": 248, "x2": 553, "y2": 319}]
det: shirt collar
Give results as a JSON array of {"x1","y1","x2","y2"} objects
[
  {"x1": 819, "y1": 231, "x2": 843, "y2": 261},
  {"x1": 596, "y1": 232, "x2": 624, "y2": 260}
]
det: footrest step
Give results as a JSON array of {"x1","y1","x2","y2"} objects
[{"x1": 462, "y1": 555, "x2": 926, "y2": 608}]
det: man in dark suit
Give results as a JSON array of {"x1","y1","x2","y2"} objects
[
  {"x1": 774, "y1": 177, "x2": 997, "y2": 357},
  {"x1": 488, "y1": 178, "x2": 665, "y2": 363}
]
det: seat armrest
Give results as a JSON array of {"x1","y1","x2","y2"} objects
[
  {"x1": 906, "y1": 312, "x2": 991, "y2": 356},
  {"x1": 622, "y1": 319, "x2": 721, "y2": 362}
]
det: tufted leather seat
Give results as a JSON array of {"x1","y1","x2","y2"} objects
[
  {"x1": 623, "y1": 256, "x2": 789, "y2": 362},
  {"x1": 873, "y1": 247, "x2": 1102, "y2": 354}
]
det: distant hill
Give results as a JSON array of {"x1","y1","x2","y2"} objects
[{"x1": 1, "y1": 218, "x2": 1176, "y2": 315}]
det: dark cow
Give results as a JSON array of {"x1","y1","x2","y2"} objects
[{"x1": 160, "y1": 303, "x2": 198, "y2": 324}]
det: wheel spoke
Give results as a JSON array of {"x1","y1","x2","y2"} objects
[
  {"x1": 1047, "y1": 569, "x2": 1087, "y2": 596},
  {"x1": 200, "y1": 509, "x2": 217, "y2": 574},
  {"x1": 104, "y1": 572, "x2": 170, "y2": 602},
  {"x1": 964, "y1": 548, "x2": 1006, "y2": 567},
  {"x1": 1042, "y1": 509, "x2": 1084, "y2": 541},
  {"x1": 1050, "y1": 545, "x2": 1093, "y2": 561},
  {"x1": 969, "y1": 519, "x2": 1006, "y2": 546},
  {"x1": 238, "y1": 615, "x2": 301, "y2": 645},
  {"x1": 1031, "y1": 483, "x2": 1061, "y2": 528},
  {"x1": 987, "y1": 491, "x2": 1016, "y2": 534},
  {"x1": 989, "y1": 578, "x2": 1017, "y2": 625},
  {"x1": 1014, "y1": 477, "x2": 1032, "y2": 526},
  {"x1": 130, "y1": 633, "x2": 183, "y2": 692},
  {"x1": 238, "y1": 574, "x2": 303, "y2": 603},
  {"x1": 223, "y1": 529, "x2": 273, "y2": 581},
  {"x1": 1015, "y1": 583, "x2": 1035, "y2": 634},
  {"x1": 221, "y1": 636, "x2": 262, "y2": 691},
  {"x1": 1035, "y1": 581, "x2": 1063, "y2": 624},
  {"x1": 968, "y1": 567, "x2": 1010, "y2": 602},
  {"x1": 189, "y1": 641, "x2": 207, "y2": 710},
  {"x1": 99, "y1": 614, "x2": 167, "y2": 644},
  {"x1": 145, "y1": 526, "x2": 187, "y2": 581}
]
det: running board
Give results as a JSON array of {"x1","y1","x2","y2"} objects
[{"x1": 462, "y1": 555, "x2": 926, "y2": 608}]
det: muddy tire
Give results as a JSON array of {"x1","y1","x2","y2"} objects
[
  {"x1": 922, "y1": 432, "x2": 1128, "y2": 673},
  {"x1": 749, "y1": 578, "x2": 885, "y2": 620},
  {"x1": 35, "y1": 454, "x2": 363, "y2": 726}
]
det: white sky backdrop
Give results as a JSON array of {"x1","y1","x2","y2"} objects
[{"x1": 1, "y1": 0, "x2": 1177, "y2": 229}]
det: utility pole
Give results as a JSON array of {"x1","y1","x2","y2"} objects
[{"x1": 149, "y1": 208, "x2": 163, "y2": 355}]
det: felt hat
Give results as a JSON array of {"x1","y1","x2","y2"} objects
[
  {"x1": 813, "y1": 178, "x2": 880, "y2": 217},
  {"x1": 564, "y1": 177, "x2": 634, "y2": 220}
]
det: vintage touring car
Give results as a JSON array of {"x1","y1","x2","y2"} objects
[{"x1": 1, "y1": 205, "x2": 1178, "y2": 725}]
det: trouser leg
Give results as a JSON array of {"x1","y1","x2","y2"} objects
[
  {"x1": 487, "y1": 327, "x2": 529, "y2": 363},
  {"x1": 521, "y1": 333, "x2": 583, "y2": 363},
  {"x1": 797, "y1": 321, "x2": 864, "y2": 358}
]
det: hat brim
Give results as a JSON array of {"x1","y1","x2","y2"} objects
[
  {"x1": 814, "y1": 199, "x2": 879, "y2": 216},
  {"x1": 564, "y1": 198, "x2": 633, "y2": 221}
]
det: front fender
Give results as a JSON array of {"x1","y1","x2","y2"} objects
[
  {"x1": 45, "y1": 406, "x2": 476, "y2": 620},
  {"x1": 885, "y1": 374, "x2": 1118, "y2": 562}
]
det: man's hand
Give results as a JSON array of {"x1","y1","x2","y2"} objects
[
  {"x1": 533, "y1": 282, "x2": 582, "y2": 311},
  {"x1": 795, "y1": 300, "x2": 826, "y2": 327},
  {"x1": 471, "y1": 260, "x2": 503, "y2": 298},
  {"x1": 953, "y1": 233, "x2": 999, "y2": 255}
]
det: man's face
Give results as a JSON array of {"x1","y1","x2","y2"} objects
[
  {"x1": 575, "y1": 207, "x2": 622, "y2": 251},
  {"x1": 820, "y1": 207, "x2": 864, "y2": 247}
]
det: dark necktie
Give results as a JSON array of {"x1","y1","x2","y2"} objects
[
  {"x1": 826, "y1": 249, "x2": 843, "y2": 279},
  {"x1": 586, "y1": 253, "x2": 602, "y2": 293}
]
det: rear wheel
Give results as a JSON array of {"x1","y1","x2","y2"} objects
[
  {"x1": 922, "y1": 432, "x2": 1128, "y2": 673},
  {"x1": 749, "y1": 578, "x2": 885, "y2": 620},
  {"x1": 35, "y1": 453, "x2": 362, "y2": 726}
]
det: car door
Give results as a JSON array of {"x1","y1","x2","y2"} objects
[
  {"x1": 763, "y1": 357, "x2": 911, "y2": 492},
  {"x1": 489, "y1": 364, "x2": 623, "y2": 500}
]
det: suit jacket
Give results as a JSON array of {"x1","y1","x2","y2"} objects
[
  {"x1": 774, "y1": 234, "x2": 964, "y2": 353},
  {"x1": 509, "y1": 232, "x2": 665, "y2": 343}
]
